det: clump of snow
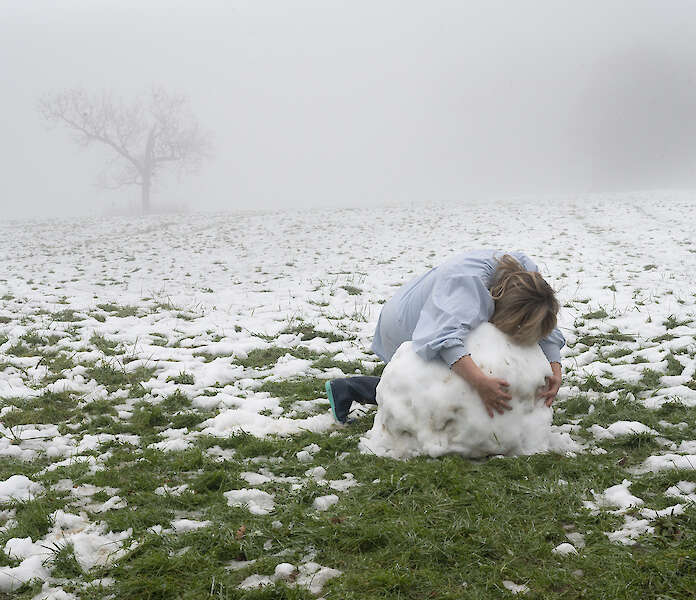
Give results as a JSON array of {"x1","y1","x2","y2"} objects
[
  {"x1": 201, "y1": 409, "x2": 334, "y2": 438},
  {"x1": 296, "y1": 451, "x2": 314, "y2": 463},
  {"x1": 502, "y1": 580, "x2": 529, "y2": 594},
  {"x1": 0, "y1": 475, "x2": 43, "y2": 503},
  {"x1": 154, "y1": 484, "x2": 189, "y2": 496},
  {"x1": 224, "y1": 488, "x2": 275, "y2": 515},
  {"x1": 328, "y1": 473, "x2": 358, "y2": 492},
  {"x1": 552, "y1": 542, "x2": 578, "y2": 556},
  {"x1": 147, "y1": 428, "x2": 194, "y2": 452},
  {"x1": 171, "y1": 519, "x2": 211, "y2": 532},
  {"x1": 297, "y1": 443, "x2": 321, "y2": 463},
  {"x1": 31, "y1": 582, "x2": 77, "y2": 600},
  {"x1": 0, "y1": 555, "x2": 50, "y2": 592},
  {"x1": 240, "y1": 561, "x2": 341, "y2": 595},
  {"x1": 305, "y1": 466, "x2": 327, "y2": 480},
  {"x1": 605, "y1": 515, "x2": 654, "y2": 545},
  {"x1": 639, "y1": 454, "x2": 696, "y2": 473},
  {"x1": 590, "y1": 421, "x2": 658, "y2": 441},
  {"x1": 269, "y1": 354, "x2": 313, "y2": 378},
  {"x1": 238, "y1": 574, "x2": 274, "y2": 589},
  {"x1": 565, "y1": 532, "x2": 585, "y2": 548},
  {"x1": 313, "y1": 494, "x2": 339, "y2": 511},
  {"x1": 297, "y1": 562, "x2": 342, "y2": 595},
  {"x1": 586, "y1": 479, "x2": 643, "y2": 511},
  {"x1": 274, "y1": 562, "x2": 296, "y2": 579},
  {"x1": 585, "y1": 480, "x2": 687, "y2": 545},
  {"x1": 241, "y1": 471, "x2": 273, "y2": 485},
  {"x1": 640, "y1": 504, "x2": 685, "y2": 520},
  {"x1": 91, "y1": 495, "x2": 126, "y2": 513},
  {"x1": 605, "y1": 503, "x2": 685, "y2": 546},
  {"x1": 665, "y1": 481, "x2": 696, "y2": 502},
  {"x1": 360, "y1": 324, "x2": 579, "y2": 459}
]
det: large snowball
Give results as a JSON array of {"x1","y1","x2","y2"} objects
[{"x1": 359, "y1": 323, "x2": 572, "y2": 459}]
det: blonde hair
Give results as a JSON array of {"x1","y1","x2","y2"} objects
[{"x1": 489, "y1": 254, "x2": 559, "y2": 344}]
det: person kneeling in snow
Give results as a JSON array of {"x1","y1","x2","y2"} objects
[{"x1": 325, "y1": 250, "x2": 565, "y2": 423}]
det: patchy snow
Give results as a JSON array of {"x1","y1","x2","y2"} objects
[
  {"x1": 1, "y1": 193, "x2": 696, "y2": 589},
  {"x1": 1, "y1": 510, "x2": 131, "y2": 591}
]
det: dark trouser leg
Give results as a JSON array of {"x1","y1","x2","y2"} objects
[
  {"x1": 334, "y1": 376, "x2": 380, "y2": 405},
  {"x1": 326, "y1": 376, "x2": 381, "y2": 423}
]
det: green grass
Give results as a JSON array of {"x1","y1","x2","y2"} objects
[
  {"x1": 604, "y1": 348, "x2": 633, "y2": 359},
  {"x1": 232, "y1": 347, "x2": 324, "y2": 369},
  {"x1": 1, "y1": 390, "x2": 79, "y2": 428},
  {"x1": 663, "y1": 315, "x2": 694, "y2": 330},
  {"x1": 90, "y1": 332, "x2": 121, "y2": 356},
  {"x1": 280, "y1": 322, "x2": 356, "y2": 343},
  {"x1": 572, "y1": 331, "x2": 636, "y2": 347},
  {"x1": 97, "y1": 303, "x2": 139, "y2": 317},
  {"x1": 166, "y1": 371, "x2": 195, "y2": 385},
  {"x1": 582, "y1": 308, "x2": 609, "y2": 319},
  {"x1": 85, "y1": 361, "x2": 156, "y2": 393},
  {"x1": 52, "y1": 309, "x2": 84, "y2": 322},
  {"x1": 340, "y1": 285, "x2": 363, "y2": 296},
  {"x1": 665, "y1": 353, "x2": 685, "y2": 376},
  {"x1": 259, "y1": 376, "x2": 327, "y2": 412},
  {"x1": 65, "y1": 432, "x2": 696, "y2": 600},
  {"x1": 312, "y1": 355, "x2": 385, "y2": 376}
]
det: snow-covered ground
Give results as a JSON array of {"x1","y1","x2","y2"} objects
[{"x1": 1, "y1": 191, "x2": 696, "y2": 596}]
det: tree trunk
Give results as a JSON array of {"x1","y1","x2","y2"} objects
[
  {"x1": 141, "y1": 128, "x2": 156, "y2": 214},
  {"x1": 141, "y1": 177, "x2": 151, "y2": 214}
]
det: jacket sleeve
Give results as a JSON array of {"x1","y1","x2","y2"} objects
[
  {"x1": 539, "y1": 328, "x2": 565, "y2": 363},
  {"x1": 411, "y1": 273, "x2": 494, "y2": 366}
]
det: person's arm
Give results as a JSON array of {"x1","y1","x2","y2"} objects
[
  {"x1": 538, "y1": 361, "x2": 562, "y2": 406},
  {"x1": 410, "y1": 273, "x2": 493, "y2": 365},
  {"x1": 538, "y1": 328, "x2": 565, "y2": 364},
  {"x1": 411, "y1": 272, "x2": 515, "y2": 417}
]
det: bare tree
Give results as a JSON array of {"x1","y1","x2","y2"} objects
[{"x1": 39, "y1": 88, "x2": 212, "y2": 213}]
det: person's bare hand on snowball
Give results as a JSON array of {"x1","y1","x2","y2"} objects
[
  {"x1": 538, "y1": 362, "x2": 562, "y2": 406},
  {"x1": 451, "y1": 355, "x2": 512, "y2": 418},
  {"x1": 474, "y1": 375, "x2": 512, "y2": 418}
]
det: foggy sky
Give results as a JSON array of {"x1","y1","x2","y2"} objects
[{"x1": 2, "y1": 0, "x2": 696, "y2": 218}]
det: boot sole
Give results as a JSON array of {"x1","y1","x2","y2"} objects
[{"x1": 325, "y1": 380, "x2": 345, "y2": 424}]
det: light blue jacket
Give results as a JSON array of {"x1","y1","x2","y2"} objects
[{"x1": 371, "y1": 249, "x2": 565, "y2": 366}]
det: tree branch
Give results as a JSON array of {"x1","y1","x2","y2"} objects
[{"x1": 39, "y1": 87, "x2": 212, "y2": 208}]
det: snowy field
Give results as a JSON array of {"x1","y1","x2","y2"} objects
[{"x1": 1, "y1": 191, "x2": 696, "y2": 598}]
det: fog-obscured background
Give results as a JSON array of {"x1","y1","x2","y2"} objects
[{"x1": 2, "y1": 0, "x2": 696, "y2": 218}]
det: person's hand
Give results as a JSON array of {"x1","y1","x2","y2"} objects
[
  {"x1": 474, "y1": 375, "x2": 512, "y2": 418},
  {"x1": 538, "y1": 362, "x2": 562, "y2": 407}
]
